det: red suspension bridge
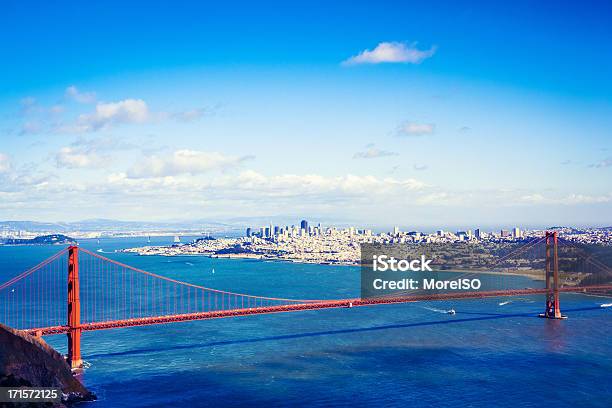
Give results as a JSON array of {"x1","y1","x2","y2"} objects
[{"x1": 1, "y1": 231, "x2": 611, "y2": 369}]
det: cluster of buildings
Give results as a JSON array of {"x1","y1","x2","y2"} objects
[
  {"x1": 430, "y1": 227, "x2": 524, "y2": 242},
  {"x1": 538, "y1": 226, "x2": 612, "y2": 246},
  {"x1": 244, "y1": 220, "x2": 525, "y2": 244},
  {"x1": 0, "y1": 228, "x2": 35, "y2": 239},
  {"x1": 246, "y1": 220, "x2": 329, "y2": 239},
  {"x1": 126, "y1": 221, "x2": 611, "y2": 265}
]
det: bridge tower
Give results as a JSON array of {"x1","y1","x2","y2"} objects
[
  {"x1": 67, "y1": 245, "x2": 83, "y2": 368},
  {"x1": 540, "y1": 231, "x2": 567, "y2": 319}
]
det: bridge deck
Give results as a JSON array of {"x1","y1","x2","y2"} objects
[{"x1": 24, "y1": 286, "x2": 612, "y2": 336}]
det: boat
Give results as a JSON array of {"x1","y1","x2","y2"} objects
[
  {"x1": 147, "y1": 235, "x2": 151, "y2": 243},
  {"x1": 173, "y1": 235, "x2": 181, "y2": 243},
  {"x1": 447, "y1": 309, "x2": 456, "y2": 315}
]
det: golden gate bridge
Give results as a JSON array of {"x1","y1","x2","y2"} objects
[{"x1": 1, "y1": 231, "x2": 611, "y2": 369}]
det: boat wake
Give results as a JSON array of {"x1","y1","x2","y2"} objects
[
  {"x1": 96, "y1": 249, "x2": 116, "y2": 254},
  {"x1": 422, "y1": 306, "x2": 446, "y2": 313},
  {"x1": 600, "y1": 303, "x2": 612, "y2": 308},
  {"x1": 499, "y1": 298, "x2": 534, "y2": 305},
  {"x1": 422, "y1": 306, "x2": 455, "y2": 315}
]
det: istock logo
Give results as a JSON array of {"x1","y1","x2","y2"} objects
[
  {"x1": 360, "y1": 243, "x2": 484, "y2": 300},
  {"x1": 372, "y1": 255, "x2": 433, "y2": 272}
]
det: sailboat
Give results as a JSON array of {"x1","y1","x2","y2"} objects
[
  {"x1": 174, "y1": 235, "x2": 181, "y2": 243},
  {"x1": 147, "y1": 235, "x2": 151, "y2": 243}
]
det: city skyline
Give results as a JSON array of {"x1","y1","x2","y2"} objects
[
  {"x1": 243, "y1": 219, "x2": 527, "y2": 242},
  {"x1": 1, "y1": 1, "x2": 611, "y2": 226}
]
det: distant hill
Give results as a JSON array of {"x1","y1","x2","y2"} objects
[
  {"x1": 2, "y1": 234, "x2": 76, "y2": 245},
  {"x1": 0, "y1": 218, "x2": 237, "y2": 233},
  {"x1": 0, "y1": 221, "x2": 71, "y2": 232}
]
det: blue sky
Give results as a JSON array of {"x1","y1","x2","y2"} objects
[{"x1": 0, "y1": 1, "x2": 611, "y2": 228}]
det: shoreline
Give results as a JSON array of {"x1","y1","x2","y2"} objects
[
  {"x1": 125, "y1": 249, "x2": 360, "y2": 267},
  {"x1": 122, "y1": 248, "x2": 550, "y2": 280}
]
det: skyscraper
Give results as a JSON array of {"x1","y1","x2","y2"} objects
[
  {"x1": 246, "y1": 227, "x2": 252, "y2": 237},
  {"x1": 300, "y1": 220, "x2": 308, "y2": 232}
]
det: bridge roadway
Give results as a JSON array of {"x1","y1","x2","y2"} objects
[{"x1": 24, "y1": 285, "x2": 612, "y2": 337}]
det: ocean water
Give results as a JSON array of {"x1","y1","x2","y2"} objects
[{"x1": 1, "y1": 237, "x2": 611, "y2": 407}]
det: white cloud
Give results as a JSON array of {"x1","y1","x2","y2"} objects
[
  {"x1": 589, "y1": 157, "x2": 612, "y2": 168},
  {"x1": 560, "y1": 194, "x2": 612, "y2": 205},
  {"x1": 127, "y1": 150, "x2": 253, "y2": 178},
  {"x1": 415, "y1": 192, "x2": 450, "y2": 205},
  {"x1": 55, "y1": 147, "x2": 106, "y2": 169},
  {"x1": 23, "y1": 87, "x2": 215, "y2": 134},
  {"x1": 397, "y1": 122, "x2": 435, "y2": 136},
  {"x1": 54, "y1": 136, "x2": 136, "y2": 169},
  {"x1": 14, "y1": 95, "x2": 65, "y2": 135},
  {"x1": 215, "y1": 171, "x2": 427, "y2": 198},
  {"x1": 171, "y1": 107, "x2": 215, "y2": 122},
  {"x1": 343, "y1": 42, "x2": 436, "y2": 65},
  {"x1": 64, "y1": 99, "x2": 150, "y2": 132},
  {"x1": 65, "y1": 86, "x2": 96, "y2": 103},
  {"x1": 353, "y1": 147, "x2": 398, "y2": 159},
  {"x1": 58, "y1": 100, "x2": 218, "y2": 132},
  {"x1": 520, "y1": 193, "x2": 545, "y2": 204},
  {"x1": 519, "y1": 193, "x2": 612, "y2": 205},
  {"x1": 106, "y1": 169, "x2": 427, "y2": 205},
  {"x1": 0, "y1": 153, "x2": 11, "y2": 173},
  {"x1": 72, "y1": 135, "x2": 137, "y2": 152},
  {"x1": 3, "y1": 165, "x2": 611, "y2": 223}
]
